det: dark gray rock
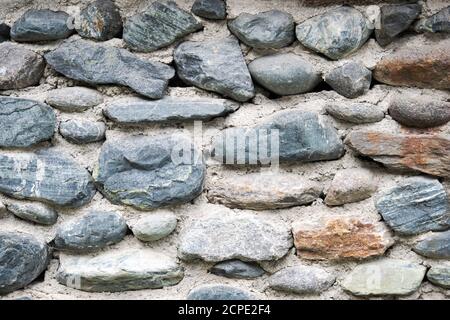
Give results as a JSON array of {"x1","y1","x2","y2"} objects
[
  {"x1": 375, "y1": 177, "x2": 450, "y2": 236},
  {"x1": 59, "y1": 119, "x2": 106, "y2": 144},
  {"x1": 0, "y1": 42, "x2": 45, "y2": 90},
  {"x1": 7, "y1": 202, "x2": 58, "y2": 225},
  {"x1": 0, "y1": 231, "x2": 49, "y2": 294},
  {"x1": 46, "y1": 87, "x2": 104, "y2": 112},
  {"x1": 296, "y1": 6, "x2": 372, "y2": 60},
  {"x1": 427, "y1": 266, "x2": 450, "y2": 289},
  {"x1": 0, "y1": 97, "x2": 56, "y2": 148},
  {"x1": 53, "y1": 211, "x2": 127, "y2": 252},
  {"x1": 325, "y1": 102, "x2": 385, "y2": 124},
  {"x1": 413, "y1": 230, "x2": 450, "y2": 259},
  {"x1": 123, "y1": 1, "x2": 202, "y2": 52},
  {"x1": 0, "y1": 23, "x2": 10, "y2": 42},
  {"x1": 0, "y1": 149, "x2": 96, "y2": 208},
  {"x1": 94, "y1": 134, "x2": 205, "y2": 210},
  {"x1": 11, "y1": 9, "x2": 74, "y2": 42},
  {"x1": 416, "y1": 6, "x2": 450, "y2": 33},
  {"x1": 191, "y1": 0, "x2": 226, "y2": 20},
  {"x1": 248, "y1": 53, "x2": 321, "y2": 95},
  {"x1": 228, "y1": 10, "x2": 295, "y2": 49},
  {"x1": 76, "y1": 0, "x2": 122, "y2": 41},
  {"x1": 325, "y1": 62, "x2": 372, "y2": 98},
  {"x1": 187, "y1": 284, "x2": 254, "y2": 300},
  {"x1": 174, "y1": 37, "x2": 255, "y2": 102},
  {"x1": 210, "y1": 260, "x2": 265, "y2": 279},
  {"x1": 45, "y1": 39, "x2": 174, "y2": 99}
]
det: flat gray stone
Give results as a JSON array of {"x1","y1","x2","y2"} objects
[
  {"x1": 129, "y1": 211, "x2": 177, "y2": 242},
  {"x1": 191, "y1": 0, "x2": 226, "y2": 20},
  {"x1": 325, "y1": 62, "x2": 372, "y2": 98},
  {"x1": 187, "y1": 284, "x2": 254, "y2": 300},
  {"x1": 7, "y1": 202, "x2": 58, "y2": 225},
  {"x1": 210, "y1": 260, "x2": 265, "y2": 279},
  {"x1": 0, "y1": 23, "x2": 10, "y2": 42},
  {"x1": 174, "y1": 37, "x2": 255, "y2": 102},
  {"x1": 46, "y1": 87, "x2": 104, "y2": 112},
  {"x1": 413, "y1": 230, "x2": 450, "y2": 259},
  {"x1": 325, "y1": 102, "x2": 385, "y2": 124},
  {"x1": 416, "y1": 6, "x2": 450, "y2": 33},
  {"x1": 248, "y1": 53, "x2": 321, "y2": 95},
  {"x1": 59, "y1": 119, "x2": 106, "y2": 144},
  {"x1": 45, "y1": 39, "x2": 175, "y2": 99},
  {"x1": 427, "y1": 265, "x2": 450, "y2": 289}
]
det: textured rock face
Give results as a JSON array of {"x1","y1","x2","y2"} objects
[
  {"x1": 248, "y1": 53, "x2": 321, "y2": 95},
  {"x1": 178, "y1": 212, "x2": 293, "y2": 262},
  {"x1": 45, "y1": 39, "x2": 175, "y2": 99},
  {"x1": 0, "y1": 23, "x2": 11, "y2": 42},
  {"x1": 209, "y1": 260, "x2": 265, "y2": 279},
  {"x1": 0, "y1": 150, "x2": 96, "y2": 208},
  {"x1": 324, "y1": 62, "x2": 372, "y2": 99},
  {"x1": 123, "y1": 1, "x2": 202, "y2": 52},
  {"x1": 0, "y1": 232, "x2": 49, "y2": 294},
  {"x1": 46, "y1": 87, "x2": 104, "y2": 112},
  {"x1": 413, "y1": 230, "x2": 450, "y2": 259},
  {"x1": 325, "y1": 102, "x2": 384, "y2": 124},
  {"x1": 174, "y1": 37, "x2": 255, "y2": 102},
  {"x1": 187, "y1": 284, "x2": 254, "y2": 300},
  {"x1": 416, "y1": 6, "x2": 450, "y2": 33},
  {"x1": 59, "y1": 119, "x2": 106, "y2": 144},
  {"x1": 207, "y1": 174, "x2": 323, "y2": 210},
  {"x1": 346, "y1": 131, "x2": 450, "y2": 178},
  {"x1": 191, "y1": 0, "x2": 226, "y2": 20},
  {"x1": 293, "y1": 218, "x2": 394, "y2": 260},
  {"x1": 94, "y1": 134, "x2": 205, "y2": 210},
  {"x1": 57, "y1": 249, "x2": 184, "y2": 292},
  {"x1": 427, "y1": 266, "x2": 450, "y2": 289},
  {"x1": 0, "y1": 42, "x2": 45, "y2": 90},
  {"x1": 0, "y1": 97, "x2": 56, "y2": 148},
  {"x1": 7, "y1": 202, "x2": 58, "y2": 225},
  {"x1": 129, "y1": 212, "x2": 177, "y2": 242},
  {"x1": 295, "y1": 6, "x2": 372, "y2": 60},
  {"x1": 341, "y1": 259, "x2": 426, "y2": 296},
  {"x1": 375, "y1": 177, "x2": 449, "y2": 235},
  {"x1": 228, "y1": 10, "x2": 295, "y2": 49},
  {"x1": 11, "y1": 9, "x2": 73, "y2": 42}
]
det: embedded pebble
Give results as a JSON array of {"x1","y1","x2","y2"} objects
[
  {"x1": 325, "y1": 102, "x2": 384, "y2": 124},
  {"x1": 46, "y1": 87, "x2": 104, "y2": 112},
  {"x1": 129, "y1": 212, "x2": 177, "y2": 242},
  {"x1": 191, "y1": 0, "x2": 227, "y2": 20},
  {"x1": 187, "y1": 284, "x2": 254, "y2": 300},
  {"x1": 7, "y1": 202, "x2": 58, "y2": 225},
  {"x1": 324, "y1": 62, "x2": 372, "y2": 99},
  {"x1": 416, "y1": 6, "x2": 450, "y2": 33},
  {"x1": 59, "y1": 119, "x2": 106, "y2": 144},
  {"x1": 413, "y1": 230, "x2": 450, "y2": 259},
  {"x1": 209, "y1": 260, "x2": 265, "y2": 279},
  {"x1": 427, "y1": 265, "x2": 450, "y2": 289}
]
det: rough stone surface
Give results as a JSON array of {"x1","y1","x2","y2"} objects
[
  {"x1": 7, "y1": 202, "x2": 57, "y2": 225},
  {"x1": 191, "y1": 0, "x2": 226, "y2": 20},
  {"x1": 46, "y1": 87, "x2": 104, "y2": 112},
  {"x1": 209, "y1": 260, "x2": 265, "y2": 279},
  {"x1": 416, "y1": 6, "x2": 450, "y2": 33},
  {"x1": 128, "y1": 212, "x2": 177, "y2": 242},
  {"x1": 0, "y1": 23, "x2": 10, "y2": 42},
  {"x1": 427, "y1": 266, "x2": 450, "y2": 289},
  {"x1": 325, "y1": 102, "x2": 384, "y2": 124},
  {"x1": 413, "y1": 230, "x2": 450, "y2": 259},
  {"x1": 187, "y1": 284, "x2": 254, "y2": 300},
  {"x1": 324, "y1": 62, "x2": 372, "y2": 99},
  {"x1": 59, "y1": 119, "x2": 106, "y2": 144}
]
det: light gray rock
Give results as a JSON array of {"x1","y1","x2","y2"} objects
[
  {"x1": 413, "y1": 230, "x2": 450, "y2": 259},
  {"x1": 325, "y1": 102, "x2": 384, "y2": 124},
  {"x1": 427, "y1": 265, "x2": 450, "y2": 289},
  {"x1": 187, "y1": 284, "x2": 254, "y2": 300},
  {"x1": 46, "y1": 87, "x2": 104, "y2": 112},
  {"x1": 191, "y1": 0, "x2": 226, "y2": 20},
  {"x1": 325, "y1": 62, "x2": 372, "y2": 98},
  {"x1": 210, "y1": 260, "x2": 265, "y2": 279},
  {"x1": 129, "y1": 211, "x2": 177, "y2": 242},
  {"x1": 7, "y1": 202, "x2": 57, "y2": 225},
  {"x1": 59, "y1": 119, "x2": 106, "y2": 144},
  {"x1": 416, "y1": 6, "x2": 450, "y2": 33}
]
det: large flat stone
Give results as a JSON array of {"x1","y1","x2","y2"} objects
[{"x1": 413, "y1": 230, "x2": 450, "y2": 259}]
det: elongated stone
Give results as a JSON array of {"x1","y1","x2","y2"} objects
[
  {"x1": 129, "y1": 212, "x2": 177, "y2": 242},
  {"x1": 188, "y1": 284, "x2": 254, "y2": 300},
  {"x1": 325, "y1": 62, "x2": 372, "y2": 98},
  {"x1": 46, "y1": 87, "x2": 104, "y2": 112},
  {"x1": 325, "y1": 102, "x2": 384, "y2": 124},
  {"x1": 191, "y1": 0, "x2": 226, "y2": 20},
  {"x1": 0, "y1": 23, "x2": 10, "y2": 42},
  {"x1": 427, "y1": 266, "x2": 450, "y2": 289},
  {"x1": 413, "y1": 230, "x2": 450, "y2": 259},
  {"x1": 210, "y1": 260, "x2": 265, "y2": 279},
  {"x1": 45, "y1": 39, "x2": 175, "y2": 99},
  {"x1": 59, "y1": 119, "x2": 106, "y2": 144},
  {"x1": 416, "y1": 6, "x2": 450, "y2": 33},
  {"x1": 7, "y1": 202, "x2": 58, "y2": 225}
]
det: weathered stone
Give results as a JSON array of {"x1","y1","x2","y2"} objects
[
  {"x1": 345, "y1": 131, "x2": 450, "y2": 178},
  {"x1": 0, "y1": 23, "x2": 11, "y2": 42},
  {"x1": 94, "y1": 134, "x2": 205, "y2": 210},
  {"x1": 53, "y1": 211, "x2": 127, "y2": 252},
  {"x1": 46, "y1": 87, "x2": 104, "y2": 112},
  {"x1": 228, "y1": 10, "x2": 295, "y2": 49},
  {"x1": 415, "y1": 6, "x2": 450, "y2": 33},
  {"x1": 375, "y1": 177, "x2": 449, "y2": 236},
  {"x1": 191, "y1": 0, "x2": 226, "y2": 20},
  {"x1": 11, "y1": 9, "x2": 73, "y2": 42},
  {"x1": 7, "y1": 202, "x2": 57, "y2": 225},
  {"x1": 187, "y1": 284, "x2": 254, "y2": 300},
  {"x1": 268, "y1": 266, "x2": 335, "y2": 294},
  {"x1": 388, "y1": 96, "x2": 450, "y2": 128},
  {"x1": 325, "y1": 62, "x2": 372, "y2": 98},
  {"x1": 325, "y1": 102, "x2": 384, "y2": 124},
  {"x1": 129, "y1": 211, "x2": 177, "y2": 242},
  {"x1": 174, "y1": 37, "x2": 255, "y2": 102},
  {"x1": 123, "y1": 1, "x2": 202, "y2": 52},
  {"x1": 325, "y1": 169, "x2": 377, "y2": 206},
  {"x1": 57, "y1": 249, "x2": 183, "y2": 292},
  {"x1": 209, "y1": 260, "x2": 265, "y2": 279},
  {"x1": 413, "y1": 230, "x2": 450, "y2": 259},
  {"x1": 207, "y1": 174, "x2": 323, "y2": 210},
  {"x1": 427, "y1": 265, "x2": 450, "y2": 289},
  {"x1": 0, "y1": 97, "x2": 56, "y2": 148},
  {"x1": 45, "y1": 39, "x2": 175, "y2": 99},
  {"x1": 341, "y1": 259, "x2": 426, "y2": 296},
  {"x1": 293, "y1": 217, "x2": 394, "y2": 260},
  {"x1": 104, "y1": 97, "x2": 238, "y2": 124},
  {"x1": 373, "y1": 42, "x2": 450, "y2": 89},
  {"x1": 296, "y1": 6, "x2": 372, "y2": 60},
  {"x1": 0, "y1": 231, "x2": 49, "y2": 294},
  {"x1": 0, "y1": 150, "x2": 96, "y2": 208},
  {"x1": 0, "y1": 42, "x2": 45, "y2": 90},
  {"x1": 179, "y1": 211, "x2": 292, "y2": 262},
  {"x1": 248, "y1": 53, "x2": 321, "y2": 95},
  {"x1": 76, "y1": 0, "x2": 122, "y2": 41},
  {"x1": 375, "y1": 4, "x2": 421, "y2": 46},
  {"x1": 59, "y1": 119, "x2": 106, "y2": 144}
]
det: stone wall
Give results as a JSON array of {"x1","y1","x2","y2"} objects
[{"x1": 0, "y1": 0, "x2": 449, "y2": 300}]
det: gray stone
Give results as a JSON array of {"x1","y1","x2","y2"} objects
[
  {"x1": 0, "y1": 42, "x2": 45, "y2": 90},
  {"x1": 0, "y1": 231, "x2": 49, "y2": 294},
  {"x1": 325, "y1": 62, "x2": 372, "y2": 98},
  {"x1": 57, "y1": 248, "x2": 183, "y2": 292},
  {"x1": 59, "y1": 119, "x2": 106, "y2": 144},
  {"x1": 413, "y1": 230, "x2": 450, "y2": 259},
  {"x1": 76, "y1": 0, "x2": 122, "y2": 41},
  {"x1": 416, "y1": 6, "x2": 450, "y2": 33},
  {"x1": 0, "y1": 201, "x2": 6, "y2": 216},
  {"x1": 341, "y1": 259, "x2": 426, "y2": 296},
  {"x1": 325, "y1": 102, "x2": 384, "y2": 124},
  {"x1": 268, "y1": 266, "x2": 335, "y2": 294},
  {"x1": 129, "y1": 211, "x2": 177, "y2": 242},
  {"x1": 248, "y1": 53, "x2": 321, "y2": 95},
  {"x1": 427, "y1": 265, "x2": 450, "y2": 289},
  {"x1": 53, "y1": 211, "x2": 127, "y2": 252},
  {"x1": 187, "y1": 284, "x2": 254, "y2": 300},
  {"x1": 123, "y1": 1, "x2": 202, "y2": 52},
  {"x1": 46, "y1": 87, "x2": 104, "y2": 112},
  {"x1": 210, "y1": 260, "x2": 265, "y2": 279},
  {"x1": 11, "y1": 9, "x2": 74, "y2": 42},
  {"x1": 104, "y1": 96, "x2": 238, "y2": 124},
  {"x1": 174, "y1": 37, "x2": 255, "y2": 102},
  {"x1": 0, "y1": 150, "x2": 96, "y2": 208},
  {"x1": 178, "y1": 211, "x2": 292, "y2": 262},
  {"x1": 7, "y1": 202, "x2": 58, "y2": 225},
  {"x1": 94, "y1": 134, "x2": 205, "y2": 210},
  {"x1": 191, "y1": 0, "x2": 226, "y2": 20},
  {"x1": 0, "y1": 23, "x2": 10, "y2": 42},
  {"x1": 375, "y1": 177, "x2": 449, "y2": 236},
  {"x1": 228, "y1": 10, "x2": 295, "y2": 49},
  {"x1": 45, "y1": 39, "x2": 175, "y2": 99},
  {"x1": 0, "y1": 97, "x2": 56, "y2": 148}
]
